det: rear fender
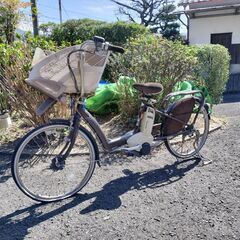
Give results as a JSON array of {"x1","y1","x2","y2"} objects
[{"x1": 204, "y1": 104, "x2": 211, "y2": 120}]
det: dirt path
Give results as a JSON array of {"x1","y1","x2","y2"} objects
[{"x1": 0, "y1": 103, "x2": 239, "y2": 240}]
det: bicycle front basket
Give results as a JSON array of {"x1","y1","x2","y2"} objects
[
  {"x1": 161, "y1": 97, "x2": 195, "y2": 136},
  {"x1": 27, "y1": 40, "x2": 110, "y2": 99},
  {"x1": 78, "y1": 41, "x2": 110, "y2": 97}
]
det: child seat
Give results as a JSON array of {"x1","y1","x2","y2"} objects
[
  {"x1": 162, "y1": 97, "x2": 195, "y2": 136},
  {"x1": 27, "y1": 40, "x2": 110, "y2": 99}
]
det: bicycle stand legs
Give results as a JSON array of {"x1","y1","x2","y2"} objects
[
  {"x1": 176, "y1": 152, "x2": 213, "y2": 166},
  {"x1": 195, "y1": 153, "x2": 213, "y2": 166}
]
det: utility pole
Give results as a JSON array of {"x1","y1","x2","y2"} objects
[
  {"x1": 178, "y1": 1, "x2": 190, "y2": 44},
  {"x1": 30, "y1": 0, "x2": 39, "y2": 36},
  {"x1": 58, "y1": 0, "x2": 63, "y2": 24}
]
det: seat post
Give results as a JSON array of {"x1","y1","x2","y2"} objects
[{"x1": 140, "y1": 95, "x2": 157, "y2": 107}]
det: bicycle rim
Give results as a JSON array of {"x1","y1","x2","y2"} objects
[{"x1": 12, "y1": 123, "x2": 97, "y2": 202}]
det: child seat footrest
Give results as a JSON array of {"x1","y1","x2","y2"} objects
[{"x1": 36, "y1": 97, "x2": 57, "y2": 116}]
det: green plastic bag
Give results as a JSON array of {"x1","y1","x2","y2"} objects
[
  {"x1": 86, "y1": 76, "x2": 136, "y2": 115},
  {"x1": 173, "y1": 81, "x2": 213, "y2": 114}
]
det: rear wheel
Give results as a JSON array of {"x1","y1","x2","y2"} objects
[
  {"x1": 11, "y1": 122, "x2": 98, "y2": 202},
  {"x1": 165, "y1": 105, "x2": 209, "y2": 159}
]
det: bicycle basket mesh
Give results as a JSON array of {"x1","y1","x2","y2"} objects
[
  {"x1": 161, "y1": 97, "x2": 195, "y2": 136},
  {"x1": 27, "y1": 40, "x2": 110, "y2": 99}
]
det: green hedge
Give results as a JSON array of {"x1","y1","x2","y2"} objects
[
  {"x1": 192, "y1": 44, "x2": 230, "y2": 103},
  {"x1": 41, "y1": 19, "x2": 149, "y2": 46}
]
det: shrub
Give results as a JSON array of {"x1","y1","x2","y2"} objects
[
  {"x1": 192, "y1": 44, "x2": 230, "y2": 103},
  {"x1": 0, "y1": 40, "x2": 69, "y2": 126},
  {"x1": 109, "y1": 34, "x2": 197, "y2": 119},
  {"x1": 95, "y1": 21, "x2": 149, "y2": 45},
  {"x1": 42, "y1": 19, "x2": 149, "y2": 46}
]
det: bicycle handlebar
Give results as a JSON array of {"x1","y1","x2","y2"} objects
[
  {"x1": 108, "y1": 44, "x2": 125, "y2": 54},
  {"x1": 93, "y1": 36, "x2": 125, "y2": 54}
]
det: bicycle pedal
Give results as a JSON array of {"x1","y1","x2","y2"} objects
[
  {"x1": 140, "y1": 143, "x2": 151, "y2": 156},
  {"x1": 126, "y1": 150, "x2": 141, "y2": 157}
]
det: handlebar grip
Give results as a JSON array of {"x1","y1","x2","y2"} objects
[
  {"x1": 108, "y1": 44, "x2": 125, "y2": 54},
  {"x1": 93, "y1": 36, "x2": 105, "y2": 43}
]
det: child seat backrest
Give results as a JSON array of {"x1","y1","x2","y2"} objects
[{"x1": 162, "y1": 97, "x2": 195, "y2": 136}]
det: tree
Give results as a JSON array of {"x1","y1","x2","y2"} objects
[
  {"x1": 157, "y1": 3, "x2": 180, "y2": 40},
  {"x1": 0, "y1": 0, "x2": 29, "y2": 44},
  {"x1": 111, "y1": 0, "x2": 180, "y2": 39}
]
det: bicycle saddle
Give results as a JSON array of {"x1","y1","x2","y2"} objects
[{"x1": 133, "y1": 82, "x2": 163, "y2": 96}]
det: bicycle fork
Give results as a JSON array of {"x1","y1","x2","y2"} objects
[{"x1": 50, "y1": 112, "x2": 82, "y2": 170}]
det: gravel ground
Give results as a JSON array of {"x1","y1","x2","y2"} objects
[{"x1": 0, "y1": 102, "x2": 240, "y2": 240}]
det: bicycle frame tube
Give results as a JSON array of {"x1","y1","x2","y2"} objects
[
  {"x1": 56, "y1": 112, "x2": 82, "y2": 159},
  {"x1": 77, "y1": 103, "x2": 133, "y2": 152}
]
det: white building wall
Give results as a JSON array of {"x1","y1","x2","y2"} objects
[
  {"x1": 189, "y1": 14, "x2": 240, "y2": 74},
  {"x1": 189, "y1": 15, "x2": 240, "y2": 45}
]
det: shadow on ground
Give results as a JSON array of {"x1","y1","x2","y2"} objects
[
  {"x1": 0, "y1": 158, "x2": 201, "y2": 240},
  {"x1": 0, "y1": 153, "x2": 12, "y2": 183},
  {"x1": 0, "y1": 136, "x2": 22, "y2": 183}
]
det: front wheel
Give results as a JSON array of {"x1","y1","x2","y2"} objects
[
  {"x1": 11, "y1": 121, "x2": 98, "y2": 202},
  {"x1": 165, "y1": 105, "x2": 209, "y2": 159}
]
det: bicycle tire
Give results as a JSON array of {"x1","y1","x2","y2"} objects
[{"x1": 11, "y1": 121, "x2": 99, "y2": 202}]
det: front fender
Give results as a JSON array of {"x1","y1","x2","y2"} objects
[{"x1": 49, "y1": 119, "x2": 70, "y2": 125}]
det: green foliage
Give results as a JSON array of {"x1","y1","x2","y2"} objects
[
  {"x1": 0, "y1": 0, "x2": 18, "y2": 43},
  {"x1": 0, "y1": 35, "x2": 58, "y2": 69},
  {"x1": 192, "y1": 44, "x2": 230, "y2": 104},
  {"x1": 152, "y1": 3, "x2": 181, "y2": 40},
  {"x1": 95, "y1": 21, "x2": 149, "y2": 45},
  {"x1": 41, "y1": 19, "x2": 149, "y2": 46},
  {"x1": 25, "y1": 34, "x2": 58, "y2": 52},
  {"x1": 109, "y1": 34, "x2": 197, "y2": 118},
  {"x1": 0, "y1": 0, "x2": 30, "y2": 44},
  {"x1": 0, "y1": 28, "x2": 230, "y2": 125}
]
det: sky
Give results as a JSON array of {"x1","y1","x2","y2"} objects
[
  {"x1": 21, "y1": 0, "x2": 127, "y2": 29},
  {"x1": 20, "y1": 0, "x2": 186, "y2": 33}
]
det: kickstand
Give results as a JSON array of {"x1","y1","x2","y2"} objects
[
  {"x1": 176, "y1": 152, "x2": 213, "y2": 166},
  {"x1": 195, "y1": 153, "x2": 213, "y2": 166}
]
